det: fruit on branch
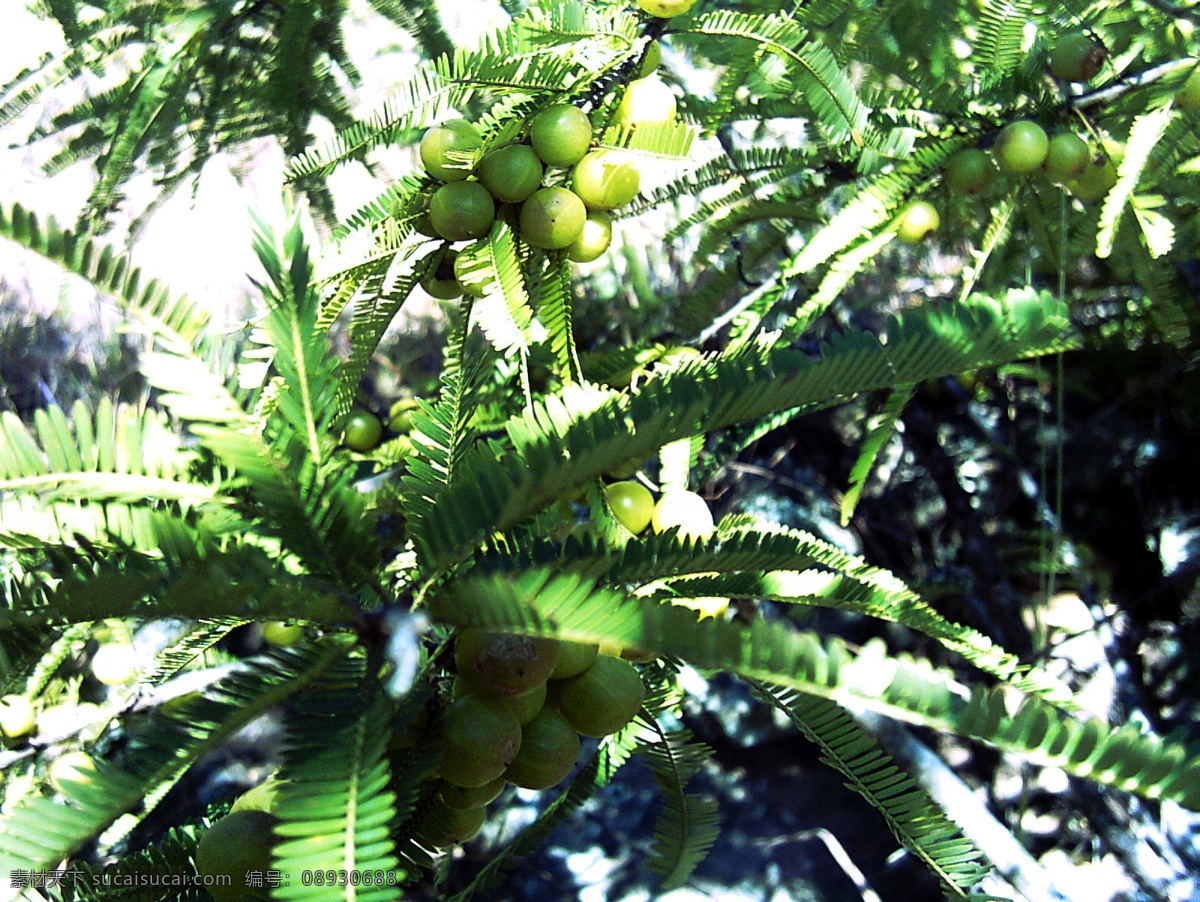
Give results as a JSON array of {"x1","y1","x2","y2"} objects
[
  {"x1": 603, "y1": 480, "x2": 655, "y2": 534},
  {"x1": 566, "y1": 211, "x2": 613, "y2": 263},
  {"x1": 615, "y1": 75, "x2": 677, "y2": 126},
  {"x1": 456, "y1": 676, "x2": 547, "y2": 724},
  {"x1": 529, "y1": 104, "x2": 593, "y2": 167},
  {"x1": 196, "y1": 810, "x2": 279, "y2": 902},
  {"x1": 519, "y1": 186, "x2": 587, "y2": 249},
  {"x1": 429, "y1": 181, "x2": 495, "y2": 241},
  {"x1": 1050, "y1": 33, "x2": 1105, "y2": 83},
  {"x1": 555, "y1": 655, "x2": 646, "y2": 738},
  {"x1": 437, "y1": 694, "x2": 523, "y2": 787},
  {"x1": 637, "y1": 0, "x2": 699, "y2": 18},
  {"x1": 652, "y1": 490, "x2": 715, "y2": 541},
  {"x1": 418, "y1": 799, "x2": 487, "y2": 847},
  {"x1": 549, "y1": 640, "x2": 599, "y2": 680},
  {"x1": 572, "y1": 150, "x2": 641, "y2": 210},
  {"x1": 438, "y1": 775, "x2": 506, "y2": 810},
  {"x1": 1175, "y1": 64, "x2": 1200, "y2": 110},
  {"x1": 992, "y1": 120, "x2": 1049, "y2": 174},
  {"x1": 91, "y1": 640, "x2": 137, "y2": 685},
  {"x1": 478, "y1": 144, "x2": 545, "y2": 204},
  {"x1": 503, "y1": 707, "x2": 581, "y2": 790},
  {"x1": 455, "y1": 628, "x2": 561, "y2": 696},
  {"x1": 896, "y1": 200, "x2": 940, "y2": 245},
  {"x1": 420, "y1": 249, "x2": 465, "y2": 300},
  {"x1": 388, "y1": 397, "x2": 419, "y2": 433},
  {"x1": 638, "y1": 40, "x2": 663, "y2": 77},
  {"x1": 1041, "y1": 132, "x2": 1091, "y2": 183},
  {"x1": 420, "y1": 119, "x2": 483, "y2": 182},
  {"x1": 261, "y1": 621, "x2": 304, "y2": 647},
  {"x1": 943, "y1": 148, "x2": 996, "y2": 196},
  {"x1": 48, "y1": 750, "x2": 97, "y2": 791},
  {"x1": 1067, "y1": 153, "x2": 1118, "y2": 202},
  {"x1": 0, "y1": 695, "x2": 35, "y2": 739},
  {"x1": 343, "y1": 408, "x2": 383, "y2": 452}
]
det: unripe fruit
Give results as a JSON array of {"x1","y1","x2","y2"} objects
[
  {"x1": 604, "y1": 480, "x2": 655, "y2": 534},
  {"x1": 637, "y1": 0, "x2": 699, "y2": 18},
  {"x1": 48, "y1": 751, "x2": 97, "y2": 792},
  {"x1": 1176, "y1": 65, "x2": 1200, "y2": 111},
  {"x1": 261, "y1": 621, "x2": 304, "y2": 647},
  {"x1": 91, "y1": 641, "x2": 137, "y2": 684},
  {"x1": 455, "y1": 628, "x2": 560, "y2": 696},
  {"x1": 503, "y1": 707, "x2": 581, "y2": 790},
  {"x1": 420, "y1": 119, "x2": 482, "y2": 182},
  {"x1": 519, "y1": 186, "x2": 587, "y2": 249},
  {"x1": 572, "y1": 151, "x2": 640, "y2": 210},
  {"x1": 429, "y1": 181, "x2": 495, "y2": 241},
  {"x1": 388, "y1": 398, "x2": 419, "y2": 433},
  {"x1": 437, "y1": 695, "x2": 522, "y2": 787},
  {"x1": 651, "y1": 490, "x2": 715, "y2": 541},
  {"x1": 438, "y1": 776, "x2": 506, "y2": 810},
  {"x1": 993, "y1": 120, "x2": 1049, "y2": 175},
  {"x1": 196, "y1": 810, "x2": 278, "y2": 902},
  {"x1": 343, "y1": 408, "x2": 383, "y2": 452},
  {"x1": 0, "y1": 695, "x2": 35, "y2": 739},
  {"x1": 529, "y1": 105, "x2": 593, "y2": 167},
  {"x1": 638, "y1": 40, "x2": 663, "y2": 78},
  {"x1": 944, "y1": 149, "x2": 996, "y2": 196},
  {"x1": 478, "y1": 144, "x2": 544, "y2": 203},
  {"x1": 1050, "y1": 33, "x2": 1105, "y2": 83},
  {"x1": 566, "y1": 211, "x2": 613, "y2": 263},
  {"x1": 1067, "y1": 155, "x2": 1118, "y2": 202},
  {"x1": 615, "y1": 76, "x2": 677, "y2": 126},
  {"x1": 549, "y1": 641, "x2": 599, "y2": 680},
  {"x1": 455, "y1": 676, "x2": 546, "y2": 724},
  {"x1": 896, "y1": 200, "x2": 939, "y2": 245},
  {"x1": 421, "y1": 250, "x2": 464, "y2": 300},
  {"x1": 454, "y1": 242, "x2": 494, "y2": 297},
  {"x1": 1041, "y1": 133, "x2": 1090, "y2": 183},
  {"x1": 557, "y1": 655, "x2": 646, "y2": 738},
  {"x1": 418, "y1": 800, "x2": 486, "y2": 847}
]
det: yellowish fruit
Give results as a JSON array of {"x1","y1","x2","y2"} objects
[
  {"x1": 637, "y1": 0, "x2": 699, "y2": 18},
  {"x1": 48, "y1": 751, "x2": 97, "y2": 792},
  {"x1": 0, "y1": 695, "x2": 35, "y2": 738},
  {"x1": 91, "y1": 641, "x2": 137, "y2": 685},
  {"x1": 615, "y1": 76, "x2": 677, "y2": 126}
]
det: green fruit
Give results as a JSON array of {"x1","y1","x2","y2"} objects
[
  {"x1": 1067, "y1": 154, "x2": 1118, "y2": 202},
  {"x1": 993, "y1": 120, "x2": 1049, "y2": 175},
  {"x1": 1050, "y1": 33, "x2": 1105, "y2": 83},
  {"x1": 603, "y1": 480, "x2": 655, "y2": 534},
  {"x1": 529, "y1": 105, "x2": 593, "y2": 167},
  {"x1": 196, "y1": 810, "x2": 278, "y2": 902},
  {"x1": 1176, "y1": 64, "x2": 1200, "y2": 111},
  {"x1": 944, "y1": 149, "x2": 996, "y2": 196},
  {"x1": 519, "y1": 186, "x2": 587, "y2": 249},
  {"x1": 556, "y1": 655, "x2": 646, "y2": 738},
  {"x1": 421, "y1": 249, "x2": 464, "y2": 300},
  {"x1": 261, "y1": 621, "x2": 303, "y2": 647},
  {"x1": 1042, "y1": 133, "x2": 1090, "y2": 183},
  {"x1": 453, "y1": 241, "x2": 494, "y2": 297},
  {"x1": 549, "y1": 641, "x2": 599, "y2": 680},
  {"x1": 0, "y1": 695, "x2": 35, "y2": 739},
  {"x1": 418, "y1": 801, "x2": 487, "y2": 847},
  {"x1": 566, "y1": 211, "x2": 613, "y2": 263},
  {"x1": 48, "y1": 750, "x2": 97, "y2": 791},
  {"x1": 638, "y1": 40, "x2": 663, "y2": 78},
  {"x1": 428, "y1": 181, "x2": 495, "y2": 241},
  {"x1": 651, "y1": 490, "x2": 715, "y2": 541},
  {"x1": 572, "y1": 151, "x2": 640, "y2": 211},
  {"x1": 615, "y1": 76, "x2": 677, "y2": 126},
  {"x1": 503, "y1": 707, "x2": 581, "y2": 790},
  {"x1": 478, "y1": 144, "x2": 544, "y2": 203},
  {"x1": 438, "y1": 776, "x2": 506, "y2": 810},
  {"x1": 438, "y1": 695, "x2": 523, "y2": 788},
  {"x1": 896, "y1": 200, "x2": 939, "y2": 244},
  {"x1": 388, "y1": 398, "x2": 419, "y2": 433},
  {"x1": 455, "y1": 629, "x2": 560, "y2": 696},
  {"x1": 419, "y1": 119, "x2": 482, "y2": 181},
  {"x1": 343, "y1": 408, "x2": 383, "y2": 452},
  {"x1": 456, "y1": 676, "x2": 546, "y2": 724},
  {"x1": 637, "y1": 0, "x2": 699, "y2": 17}
]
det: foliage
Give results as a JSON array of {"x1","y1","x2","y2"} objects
[{"x1": 3, "y1": 1, "x2": 1200, "y2": 901}]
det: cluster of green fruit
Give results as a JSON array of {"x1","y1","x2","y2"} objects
[
  {"x1": 339, "y1": 397, "x2": 420, "y2": 454},
  {"x1": 603, "y1": 481, "x2": 715, "y2": 542},
  {"x1": 422, "y1": 627, "x2": 646, "y2": 846}
]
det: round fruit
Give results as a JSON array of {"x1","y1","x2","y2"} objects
[
  {"x1": 439, "y1": 776, "x2": 506, "y2": 810},
  {"x1": 615, "y1": 76, "x2": 677, "y2": 126},
  {"x1": 1042, "y1": 133, "x2": 1090, "y2": 183},
  {"x1": 944, "y1": 149, "x2": 996, "y2": 196},
  {"x1": 456, "y1": 676, "x2": 546, "y2": 724},
  {"x1": 419, "y1": 119, "x2": 482, "y2": 181},
  {"x1": 421, "y1": 250, "x2": 464, "y2": 300},
  {"x1": 453, "y1": 242, "x2": 495, "y2": 297},
  {"x1": 604, "y1": 480, "x2": 654, "y2": 534},
  {"x1": 428, "y1": 181, "x2": 495, "y2": 241},
  {"x1": 1067, "y1": 154, "x2": 1118, "y2": 202},
  {"x1": 437, "y1": 694, "x2": 522, "y2": 788},
  {"x1": 343, "y1": 408, "x2": 383, "y2": 452},
  {"x1": 519, "y1": 186, "x2": 587, "y2": 249},
  {"x1": 196, "y1": 810, "x2": 278, "y2": 902},
  {"x1": 529, "y1": 105, "x2": 593, "y2": 167},
  {"x1": 388, "y1": 398, "x2": 419, "y2": 433},
  {"x1": 566, "y1": 211, "x2": 613, "y2": 263},
  {"x1": 638, "y1": 40, "x2": 663, "y2": 77},
  {"x1": 477, "y1": 144, "x2": 544, "y2": 204},
  {"x1": 262, "y1": 621, "x2": 304, "y2": 647},
  {"x1": 993, "y1": 120, "x2": 1049, "y2": 175},
  {"x1": 503, "y1": 707, "x2": 581, "y2": 790},
  {"x1": 1050, "y1": 33, "x2": 1105, "y2": 83},
  {"x1": 48, "y1": 751, "x2": 97, "y2": 791},
  {"x1": 456, "y1": 628, "x2": 561, "y2": 695},
  {"x1": 637, "y1": 0, "x2": 699, "y2": 17},
  {"x1": 0, "y1": 695, "x2": 36, "y2": 739},
  {"x1": 556, "y1": 655, "x2": 646, "y2": 738},
  {"x1": 37, "y1": 702, "x2": 100, "y2": 737},
  {"x1": 572, "y1": 151, "x2": 640, "y2": 210},
  {"x1": 651, "y1": 490, "x2": 715, "y2": 541},
  {"x1": 1176, "y1": 64, "x2": 1200, "y2": 111},
  {"x1": 91, "y1": 641, "x2": 137, "y2": 685},
  {"x1": 549, "y1": 641, "x2": 599, "y2": 680},
  {"x1": 418, "y1": 801, "x2": 487, "y2": 847},
  {"x1": 896, "y1": 200, "x2": 939, "y2": 244}
]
